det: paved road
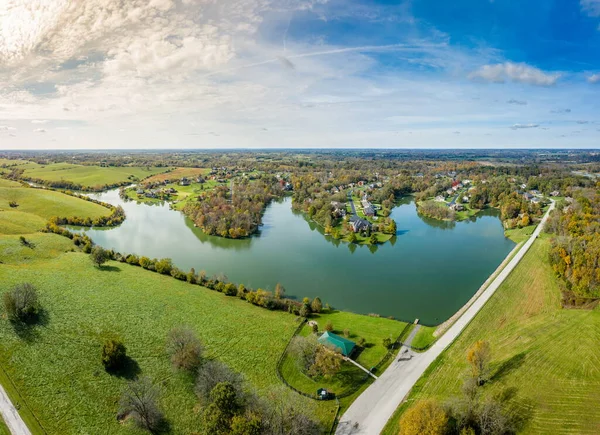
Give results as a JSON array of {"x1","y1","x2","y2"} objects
[
  {"x1": 336, "y1": 201, "x2": 555, "y2": 435},
  {"x1": 0, "y1": 383, "x2": 31, "y2": 435}
]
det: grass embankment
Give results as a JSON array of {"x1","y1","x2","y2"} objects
[
  {"x1": 143, "y1": 167, "x2": 210, "y2": 183},
  {"x1": 504, "y1": 224, "x2": 537, "y2": 243},
  {"x1": 382, "y1": 236, "x2": 600, "y2": 435},
  {"x1": 0, "y1": 187, "x2": 110, "y2": 236},
  {"x1": 0, "y1": 417, "x2": 9, "y2": 435},
  {"x1": 18, "y1": 162, "x2": 167, "y2": 189}
]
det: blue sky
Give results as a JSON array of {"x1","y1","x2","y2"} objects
[{"x1": 0, "y1": 0, "x2": 599, "y2": 149}]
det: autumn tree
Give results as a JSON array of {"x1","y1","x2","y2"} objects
[
  {"x1": 466, "y1": 340, "x2": 491, "y2": 385},
  {"x1": 275, "y1": 283, "x2": 285, "y2": 299},
  {"x1": 309, "y1": 346, "x2": 342, "y2": 378},
  {"x1": 399, "y1": 400, "x2": 448, "y2": 435},
  {"x1": 166, "y1": 326, "x2": 203, "y2": 372},
  {"x1": 119, "y1": 377, "x2": 164, "y2": 433},
  {"x1": 325, "y1": 321, "x2": 334, "y2": 332},
  {"x1": 311, "y1": 297, "x2": 323, "y2": 313}
]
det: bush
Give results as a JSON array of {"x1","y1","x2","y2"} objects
[
  {"x1": 325, "y1": 321, "x2": 334, "y2": 332},
  {"x1": 102, "y1": 338, "x2": 127, "y2": 371},
  {"x1": 311, "y1": 297, "x2": 322, "y2": 313},
  {"x1": 166, "y1": 326, "x2": 203, "y2": 372},
  {"x1": 343, "y1": 328, "x2": 350, "y2": 338},
  {"x1": 155, "y1": 258, "x2": 173, "y2": 275},
  {"x1": 119, "y1": 377, "x2": 164, "y2": 432},
  {"x1": 2, "y1": 283, "x2": 39, "y2": 323},
  {"x1": 399, "y1": 400, "x2": 448, "y2": 435}
]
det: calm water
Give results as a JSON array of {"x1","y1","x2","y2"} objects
[{"x1": 74, "y1": 192, "x2": 515, "y2": 325}]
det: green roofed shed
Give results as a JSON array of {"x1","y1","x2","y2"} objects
[{"x1": 318, "y1": 331, "x2": 356, "y2": 357}]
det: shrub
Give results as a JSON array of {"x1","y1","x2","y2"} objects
[
  {"x1": 357, "y1": 337, "x2": 366, "y2": 347},
  {"x1": 195, "y1": 360, "x2": 244, "y2": 404},
  {"x1": 102, "y1": 338, "x2": 127, "y2": 371},
  {"x1": 311, "y1": 323, "x2": 319, "y2": 334},
  {"x1": 343, "y1": 328, "x2": 350, "y2": 338},
  {"x1": 155, "y1": 258, "x2": 173, "y2": 275},
  {"x1": 119, "y1": 377, "x2": 164, "y2": 433},
  {"x1": 325, "y1": 321, "x2": 334, "y2": 332},
  {"x1": 299, "y1": 304, "x2": 310, "y2": 318},
  {"x1": 399, "y1": 400, "x2": 448, "y2": 435},
  {"x1": 383, "y1": 337, "x2": 392, "y2": 349},
  {"x1": 166, "y1": 326, "x2": 203, "y2": 372},
  {"x1": 2, "y1": 283, "x2": 39, "y2": 323},
  {"x1": 224, "y1": 283, "x2": 237, "y2": 296}
]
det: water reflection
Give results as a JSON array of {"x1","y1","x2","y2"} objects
[{"x1": 74, "y1": 191, "x2": 515, "y2": 324}]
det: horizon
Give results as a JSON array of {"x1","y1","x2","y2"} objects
[{"x1": 1, "y1": 0, "x2": 600, "y2": 149}]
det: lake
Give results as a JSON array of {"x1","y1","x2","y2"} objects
[{"x1": 74, "y1": 192, "x2": 515, "y2": 325}]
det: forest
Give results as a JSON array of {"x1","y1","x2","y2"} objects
[{"x1": 547, "y1": 188, "x2": 600, "y2": 301}]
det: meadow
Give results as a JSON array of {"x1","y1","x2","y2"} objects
[
  {"x1": 18, "y1": 162, "x2": 168, "y2": 189},
  {"x1": 382, "y1": 236, "x2": 600, "y2": 434},
  {"x1": 0, "y1": 417, "x2": 8, "y2": 435},
  {"x1": 143, "y1": 167, "x2": 210, "y2": 183}
]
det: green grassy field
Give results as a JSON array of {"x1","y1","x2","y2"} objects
[
  {"x1": 143, "y1": 167, "x2": 209, "y2": 183},
  {"x1": 19, "y1": 162, "x2": 168, "y2": 188},
  {"x1": 0, "y1": 416, "x2": 8, "y2": 435},
  {"x1": 410, "y1": 325, "x2": 436, "y2": 350},
  {"x1": 0, "y1": 187, "x2": 110, "y2": 224},
  {"x1": 0, "y1": 179, "x2": 21, "y2": 188},
  {"x1": 504, "y1": 224, "x2": 537, "y2": 243},
  {"x1": 0, "y1": 252, "x2": 304, "y2": 434},
  {"x1": 382, "y1": 236, "x2": 600, "y2": 435}
]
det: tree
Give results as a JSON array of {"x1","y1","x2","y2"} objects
[
  {"x1": 325, "y1": 321, "x2": 333, "y2": 332},
  {"x1": 119, "y1": 377, "x2": 164, "y2": 433},
  {"x1": 369, "y1": 233, "x2": 378, "y2": 245},
  {"x1": 90, "y1": 245, "x2": 108, "y2": 268},
  {"x1": 399, "y1": 400, "x2": 448, "y2": 435},
  {"x1": 289, "y1": 335, "x2": 318, "y2": 372},
  {"x1": 195, "y1": 360, "x2": 244, "y2": 403},
  {"x1": 309, "y1": 346, "x2": 342, "y2": 378},
  {"x1": 275, "y1": 283, "x2": 285, "y2": 300},
  {"x1": 348, "y1": 232, "x2": 357, "y2": 243},
  {"x1": 202, "y1": 382, "x2": 240, "y2": 435},
  {"x1": 155, "y1": 258, "x2": 173, "y2": 275},
  {"x1": 311, "y1": 323, "x2": 319, "y2": 334},
  {"x1": 102, "y1": 338, "x2": 127, "y2": 371},
  {"x1": 166, "y1": 326, "x2": 203, "y2": 372},
  {"x1": 383, "y1": 337, "x2": 392, "y2": 349},
  {"x1": 230, "y1": 414, "x2": 262, "y2": 435},
  {"x1": 311, "y1": 297, "x2": 323, "y2": 313},
  {"x1": 466, "y1": 340, "x2": 491, "y2": 385},
  {"x1": 2, "y1": 283, "x2": 39, "y2": 323},
  {"x1": 343, "y1": 328, "x2": 350, "y2": 338},
  {"x1": 299, "y1": 304, "x2": 310, "y2": 318}
]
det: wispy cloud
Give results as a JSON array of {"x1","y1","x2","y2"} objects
[
  {"x1": 31, "y1": 119, "x2": 48, "y2": 124},
  {"x1": 588, "y1": 73, "x2": 600, "y2": 83},
  {"x1": 507, "y1": 99, "x2": 527, "y2": 105},
  {"x1": 581, "y1": 0, "x2": 600, "y2": 17},
  {"x1": 469, "y1": 62, "x2": 560, "y2": 86},
  {"x1": 33, "y1": 128, "x2": 47, "y2": 133},
  {"x1": 511, "y1": 123, "x2": 539, "y2": 129}
]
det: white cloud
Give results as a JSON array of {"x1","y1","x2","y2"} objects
[
  {"x1": 507, "y1": 99, "x2": 527, "y2": 105},
  {"x1": 581, "y1": 0, "x2": 600, "y2": 17},
  {"x1": 469, "y1": 62, "x2": 560, "y2": 86},
  {"x1": 0, "y1": 125, "x2": 17, "y2": 130},
  {"x1": 511, "y1": 123, "x2": 539, "y2": 129},
  {"x1": 33, "y1": 128, "x2": 47, "y2": 133},
  {"x1": 31, "y1": 119, "x2": 48, "y2": 124},
  {"x1": 588, "y1": 73, "x2": 600, "y2": 83}
]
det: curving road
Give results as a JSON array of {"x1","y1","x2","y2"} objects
[
  {"x1": 336, "y1": 201, "x2": 555, "y2": 435},
  {"x1": 0, "y1": 383, "x2": 31, "y2": 435}
]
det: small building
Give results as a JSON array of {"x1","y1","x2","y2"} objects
[
  {"x1": 364, "y1": 205, "x2": 375, "y2": 216},
  {"x1": 523, "y1": 192, "x2": 534, "y2": 201},
  {"x1": 550, "y1": 190, "x2": 560, "y2": 197},
  {"x1": 180, "y1": 177, "x2": 191, "y2": 186},
  {"x1": 318, "y1": 331, "x2": 356, "y2": 357},
  {"x1": 435, "y1": 195, "x2": 445, "y2": 202}
]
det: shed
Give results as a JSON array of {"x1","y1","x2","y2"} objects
[{"x1": 318, "y1": 331, "x2": 356, "y2": 357}]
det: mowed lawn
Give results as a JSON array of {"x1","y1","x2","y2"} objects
[
  {"x1": 0, "y1": 253, "x2": 301, "y2": 435},
  {"x1": 0, "y1": 417, "x2": 9, "y2": 435},
  {"x1": 383, "y1": 237, "x2": 600, "y2": 435},
  {"x1": 0, "y1": 187, "x2": 110, "y2": 223},
  {"x1": 19, "y1": 162, "x2": 168, "y2": 188}
]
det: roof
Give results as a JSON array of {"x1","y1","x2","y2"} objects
[{"x1": 318, "y1": 331, "x2": 356, "y2": 356}]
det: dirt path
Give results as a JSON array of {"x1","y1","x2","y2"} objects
[
  {"x1": 0, "y1": 383, "x2": 31, "y2": 435},
  {"x1": 336, "y1": 201, "x2": 555, "y2": 435}
]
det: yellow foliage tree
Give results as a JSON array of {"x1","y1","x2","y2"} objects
[
  {"x1": 398, "y1": 400, "x2": 448, "y2": 435},
  {"x1": 466, "y1": 340, "x2": 491, "y2": 385}
]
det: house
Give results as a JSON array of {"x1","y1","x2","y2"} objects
[
  {"x1": 180, "y1": 177, "x2": 191, "y2": 186},
  {"x1": 530, "y1": 190, "x2": 540, "y2": 196},
  {"x1": 364, "y1": 205, "x2": 375, "y2": 216},
  {"x1": 462, "y1": 195, "x2": 469, "y2": 202},
  {"x1": 435, "y1": 195, "x2": 445, "y2": 202},
  {"x1": 520, "y1": 184, "x2": 527, "y2": 189},
  {"x1": 523, "y1": 192, "x2": 534, "y2": 201},
  {"x1": 531, "y1": 197, "x2": 541, "y2": 204},
  {"x1": 450, "y1": 203, "x2": 465, "y2": 211},
  {"x1": 550, "y1": 190, "x2": 560, "y2": 197},
  {"x1": 349, "y1": 216, "x2": 371, "y2": 233},
  {"x1": 318, "y1": 332, "x2": 356, "y2": 357},
  {"x1": 446, "y1": 188, "x2": 453, "y2": 195}
]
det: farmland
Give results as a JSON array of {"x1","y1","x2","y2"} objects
[
  {"x1": 382, "y1": 236, "x2": 600, "y2": 435},
  {"x1": 15, "y1": 162, "x2": 168, "y2": 190}
]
